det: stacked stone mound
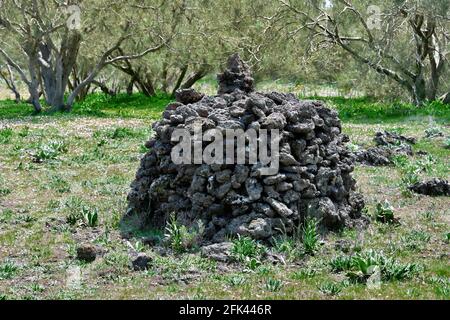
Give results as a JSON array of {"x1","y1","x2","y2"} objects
[
  {"x1": 126, "y1": 54, "x2": 365, "y2": 243},
  {"x1": 354, "y1": 131, "x2": 416, "y2": 166},
  {"x1": 409, "y1": 179, "x2": 450, "y2": 197}
]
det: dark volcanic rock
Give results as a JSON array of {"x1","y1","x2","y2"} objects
[
  {"x1": 76, "y1": 244, "x2": 97, "y2": 263},
  {"x1": 217, "y1": 53, "x2": 254, "y2": 94},
  {"x1": 175, "y1": 88, "x2": 205, "y2": 105},
  {"x1": 201, "y1": 242, "x2": 234, "y2": 262},
  {"x1": 409, "y1": 179, "x2": 450, "y2": 197},
  {"x1": 132, "y1": 253, "x2": 152, "y2": 271},
  {"x1": 126, "y1": 54, "x2": 365, "y2": 243},
  {"x1": 354, "y1": 131, "x2": 416, "y2": 166},
  {"x1": 374, "y1": 131, "x2": 416, "y2": 146}
]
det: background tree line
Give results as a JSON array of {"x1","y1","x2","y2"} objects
[{"x1": 0, "y1": 0, "x2": 449, "y2": 113}]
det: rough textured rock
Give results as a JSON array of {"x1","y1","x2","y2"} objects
[
  {"x1": 409, "y1": 179, "x2": 450, "y2": 197},
  {"x1": 175, "y1": 88, "x2": 205, "y2": 105},
  {"x1": 217, "y1": 53, "x2": 254, "y2": 94},
  {"x1": 131, "y1": 253, "x2": 152, "y2": 271},
  {"x1": 354, "y1": 131, "x2": 415, "y2": 166},
  {"x1": 126, "y1": 54, "x2": 365, "y2": 243},
  {"x1": 76, "y1": 244, "x2": 97, "y2": 262},
  {"x1": 201, "y1": 242, "x2": 234, "y2": 262}
]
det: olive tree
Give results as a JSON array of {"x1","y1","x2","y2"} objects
[
  {"x1": 0, "y1": 0, "x2": 172, "y2": 112},
  {"x1": 274, "y1": 0, "x2": 450, "y2": 105}
]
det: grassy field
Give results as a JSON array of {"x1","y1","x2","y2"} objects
[{"x1": 0, "y1": 92, "x2": 449, "y2": 300}]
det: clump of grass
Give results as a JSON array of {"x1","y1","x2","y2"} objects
[
  {"x1": 232, "y1": 236, "x2": 265, "y2": 261},
  {"x1": 31, "y1": 140, "x2": 68, "y2": 163},
  {"x1": 375, "y1": 200, "x2": 397, "y2": 224},
  {"x1": 346, "y1": 142, "x2": 361, "y2": 152},
  {"x1": 264, "y1": 278, "x2": 283, "y2": 292},
  {"x1": 109, "y1": 127, "x2": 139, "y2": 140},
  {"x1": 0, "y1": 187, "x2": 11, "y2": 196},
  {"x1": 81, "y1": 206, "x2": 99, "y2": 228},
  {"x1": 0, "y1": 128, "x2": 13, "y2": 144},
  {"x1": 131, "y1": 240, "x2": 146, "y2": 253},
  {"x1": 401, "y1": 230, "x2": 431, "y2": 252},
  {"x1": 330, "y1": 255, "x2": 353, "y2": 272},
  {"x1": 0, "y1": 209, "x2": 14, "y2": 223},
  {"x1": 63, "y1": 198, "x2": 99, "y2": 228},
  {"x1": 329, "y1": 250, "x2": 419, "y2": 283},
  {"x1": 301, "y1": 218, "x2": 320, "y2": 255},
  {"x1": 47, "y1": 175, "x2": 71, "y2": 193},
  {"x1": 291, "y1": 268, "x2": 317, "y2": 280},
  {"x1": 444, "y1": 137, "x2": 450, "y2": 149},
  {"x1": 272, "y1": 236, "x2": 300, "y2": 261},
  {"x1": 226, "y1": 275, "x2": 247, "y2": 287},
  {"x1": 164, "y1": 215, "x2": 204, "y2": 254},
  {"x1": 425, "y1": 126, "x2": 443, "y2": 138},
  {"x1": 231, "y1": 236, "x2": 266, "y2": 270},
  {"x1": 381, "y1": 258, "x2": 420, "y2": 281},
  {"x1": 0, "y1": 261, "x2": 18, "y2": 280},
  {"x1": 318, "y1": 282, "x2": 342, "y2": 296}
]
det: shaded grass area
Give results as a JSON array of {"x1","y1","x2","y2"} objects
[
  {"x1": 0, "y1": 93, "x2": 173, "y2": 120},
  {"x1": 310, "y1": 96, "x2": 450, "y2": 123},
  {"x1": 1, "y1": 92, "x2": 449, "y2": 124}
]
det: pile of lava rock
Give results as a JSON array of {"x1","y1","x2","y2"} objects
[
  {"x1": 126, "y1": 54, "x2": 365, "y2": 243},
  {"x1": 354, "y1": 131, "x2": 417, "y2": 166}
]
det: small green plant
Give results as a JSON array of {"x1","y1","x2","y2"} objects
[
  {"x1": 328, "y1": 250, "x2": 419, "y2": 284},
  {"x1": 444, "y1": 137, "x2": 450, "y2": 149},
  {"x1": 131, "y1": 240, "x2": 146, "y2": 253},
  {"x1": 347, "y1": 250, "x2": 386, "y2": 282},
  {"x1": 81, "y1": 206, "x2": 99, "y2": 227},
  {"x1": 48, "y1": 175, "x2": 71, "y2": 193},
  {"x1": 226, "y1": 275, "x2": 247, "y2": 287},
  {"x1": 0, "y1": 261, "x2": 18, "y2": 280},
  {"x1": 232, "y1": 236, "x2": 265, "y2": 261},
  {"x1": 66, "y1": 211, "x2": 81, "y2": 226},
  {"x1": 401, "y1": 230, "x2": 431, "y2": 251},
  {"x1": 346, "y1": 142, "x2": 360, "y2": 152},
  {"x1": 164, "y1": 215, "x2": 204, "y2": 253},
  {"x1": 31, "y1": 140, "x2": 68, "y2": 163},
  {"x1": 417, "y1": 154, "x2": 436, "y2": 174},
  {"x1": 302, "y1": 218, "x2": 320, "y2": 255},
  {"x1": 31, "y1": 283, "x2": 45, "y2": 293},
  {"x1": 375, "y1": 200, "x2": 396, "y2": 224},
  {"x1": 272, "y1": 236, "x2": 300, "y2": 261},
  {"x1": 381, "y1": 259, "x2": 419, "y2": 281},
  {"x1": 420, "y1": 211, "x2": 435, "y2": 221},
  {"x1": 330, "y1": 255, "x2": 353, "y2": 272},
  {"x1": 18, "y1": 126, "x2": 29, "y2": 138},
  {"x1": 245, "y1": 258, "x2": 262, "y2": 271},
  {"x1": 425, "y1": 126, "x2": 443, "y2": 138},
  {"x1": 0, "y1": 187, "x2": 11, "y2": 196},
  {"x1": 0, "y1": 209, "x2": 14, "y2": 223},
  {"x1": 0, "y1": 128, "x2": 13, "y2": 144},
  {"x1": 265, "y1": 278, "x2": 283, "y2": 292},
  {"x1": 291, "y1": 268, "x2": 317, "y2": 280},
  {"x1": 318, "y1": 282, "x2": 342, "y2": 296},
  {"x1": 445, "y1": 232, "x2": 450, "y2": 244},
  {"x1": 109, "y1": 127, "x2": 140, "y2": 140},
  {"x1": 392, "y1": 154, "x2": 409, "y2": 168}
]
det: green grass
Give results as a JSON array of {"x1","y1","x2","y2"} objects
[
  {"x1": 0, "y1": 93, "x2": 173, "y2": 120},
  {"x1": 307, "y1": 96, "x2": 450, "y2": 123},
  {"x1": 0, "y1": 91, "x2": 449, "y2": 300}
]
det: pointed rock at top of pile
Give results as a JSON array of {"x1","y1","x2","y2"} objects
[{"x1": 217, "y1": 53, "x2": 255, "y2": 95}]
